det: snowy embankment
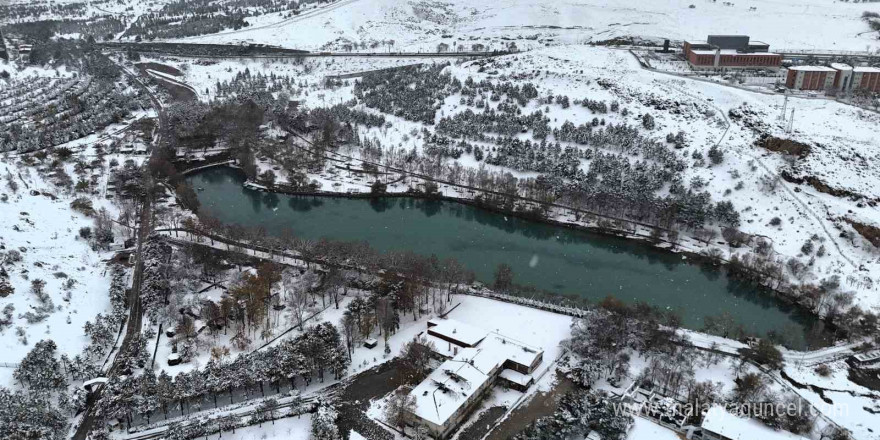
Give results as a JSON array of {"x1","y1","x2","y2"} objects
[
  {"x1": 0, "y1": 161, "x2": 112, "y2": 388},
  {"x1": 154, "y1": 229, "x2": 878, "y2": 439},
  {"x1": 174, "y1": 0, "x2": 880, "y2": 53}
]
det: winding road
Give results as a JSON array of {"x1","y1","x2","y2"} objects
[{"x1": 71, "y1": 54, "x2": 164, "y2": 440}]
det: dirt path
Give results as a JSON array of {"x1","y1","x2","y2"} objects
[
  {"x1": 458, "y1": 406, "x2": 507, "y2": 440},
  {"x1": 336, "y1": 360, "x2": 406, "y2": 440},
  {"x1": 485, "y1": 376, "x2": 575, "y2": 440}
]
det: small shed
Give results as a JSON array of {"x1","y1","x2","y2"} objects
[
  {"x1": 83, "y1": 377, "x2": 108, "y2": 392},
  {"x1": 852, "y1": 350, "x2": 880, "y2": 367},
  {"x1": 363, "y1": 338, "x2": 378, "y2": 349}
]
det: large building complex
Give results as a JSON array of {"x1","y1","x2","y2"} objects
[
  {"x1": 406, "y1": 318, "x2": 544, "y2": 439},
  {"x1": 683, "y1": 35, "x2": 782, "y2": 69},
  {"x1": 785, "y1": 63, "x2": 880, "y2": 92}
]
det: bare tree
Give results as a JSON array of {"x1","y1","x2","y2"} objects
[
  {"x1": 324, "y1": 267, "x2": 344, "y2": 309},
  {"x1": 283, "y1": 269, "x2": 307, "y2": 329},
  {"x1": 384, "y1": 385, "x2": 416, "y2": 430}
]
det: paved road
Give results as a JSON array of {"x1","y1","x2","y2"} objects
[
  {"x1": 71, "y1": 53, "x2": 163, "y2": 440},
  {"x1": 104, "y1": 47, "x2": 508, "y2": 59}
]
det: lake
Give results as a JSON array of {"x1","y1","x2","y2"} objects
[{"x1": 187, "y1": 167, "x2": 830, "y2": 349}]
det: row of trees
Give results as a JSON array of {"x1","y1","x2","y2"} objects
[{"x1": 98, "y1": 323, "x2": 348, "y2": 427}]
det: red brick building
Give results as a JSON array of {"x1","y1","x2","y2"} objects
[
  {"x1": 785, "y1": 66, "x2": 836, "y2": 91},
  {"x1": 683, "y1": 35, "x2": 781, "y2": 69},
  {"x1": 786, "y1": 64, "x2": 880, "y2": 92},
  {"x1": 853, "y1": 66, "x2": 880, "y2": 93}
]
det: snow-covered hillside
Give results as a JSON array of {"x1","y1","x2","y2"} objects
[
  {"x1": 166, "y1": 43, "x2": 880, "y2": 313},
  {"x1": 0, "y1": 161, "x2": 113, "y2": 388},
  {"x1": 174, "y1": 0, "x2": 880, "y2": 52}
]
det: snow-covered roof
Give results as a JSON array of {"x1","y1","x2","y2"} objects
[
  {"x1": 499, "y1": 368, "x2": 532, "y2": 386},
  {"x1": 427, "y1": 318, "x2": 490, "y2": 347},
  {"x1": 411, "y1": 322, "x2": 544, "y2": 427},
  {"x1": 410, "y1": 347, "x2": 497, "y2": 426},
  {"x1": 853, "y1": 349, "x2": 880, "y2": 363},
  {"x1": 701, "y1": 407, "x2": 809, "y2": 440},
  {"x1": 482, "y1": 333, "x2": 542, "y2": 369},
  {"x1": 789, "y1": 66, "x2": 836, "y2": 72},
  {"x1": 83, "y1": 377, "x2": 108, "y2": 388},
  {"x1": 853, "y1": 66, "x2": 880, "y2": 73},
  {"x1": 690, "y1": 49, "x2": 778, "y2": 56},
  {"x1": 830, "y1": 63, "x2": 852, "y2": 71}
]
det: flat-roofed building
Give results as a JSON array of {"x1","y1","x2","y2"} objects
[
  {"x1": 786, "y1": 64, "x2": 880, "y2": 92},
  {"x1": 852, "y1": 66, "x2": 880, "y2": 93},
  {"x1": 699, "y1": 406, "x2": 810, "y2": 440},
  {"x1": 683, "y1": 35, "x2": 781, "y2": 69},
  {"x1": 851, "y1": 349, "x2": 880, "y2": 367},
  {"x1": 830, "y1": 63, "x2": 853, "y2": 90},
  {"x1": 426, "y1": 318, "x2": 489, "y2": 348},
  {"x1": 785, "y1": 66, "x2": 836, "y2": 91}
]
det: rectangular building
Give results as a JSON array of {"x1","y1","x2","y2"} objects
[
  {"x1": 785, "y1": 66, "x2": 836, "y2": 91},
  {"x1": 407, "y1": 319, "x2": 544, "y2": 439},
  {"x1": 700, "y1": 406, "x2": 810, "y2": 440},
  {"x1": 853, "y1": 66, "x2": 880, "y2": 93},
  {"x1": 683, "y1": 35, "x2": 781, "y2": 69},
  {"x1": 426, "y1": 318, "x2": 488, "y2": 348},
  {"x1": 786, "y1": 64, "x2": 880, "y2": 92}
]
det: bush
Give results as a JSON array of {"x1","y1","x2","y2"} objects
[
  {"x1": 801, "y1": 240, "x2": 814, "y2": 255},
  {"x1": 769, "y1": 217, "x2": 782, "y2": 226},
  {"x1": 78, "y1": 227, "x2": 92, "y2": 239},
  {"x1": 70, "y1": 197, "x2": 95, "y2": 216},
  {"x1": 722, "y1": 227, "x2": 749, "y2": 248},
  {"x1": 641, "y1": 113, "x2": 655, "y2": 130},
  {"x1": 708, "y1": 145, "x2": 724, "y2": 165},
  {"x1": 814, "y1": 364, "x2": 832, "y2": 377}
]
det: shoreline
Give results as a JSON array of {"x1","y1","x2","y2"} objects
[{"x1": 182, "y1": 163, "x2": 842, "y2": 345}]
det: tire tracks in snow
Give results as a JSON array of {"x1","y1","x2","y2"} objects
[
  {"x1": 662, "y1": 79, "x2": 857, "y2": 269},
  {"x1": 180, "y1": 0, "x2": 362, "y2": 42}
]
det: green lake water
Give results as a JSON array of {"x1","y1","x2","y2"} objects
[{"x1": 187, "y1": 167, "x2": 830, "y2": 349}]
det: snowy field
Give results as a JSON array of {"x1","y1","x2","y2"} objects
[
  {"x1": 0, "y1": 163, "x2": 110, "y2": 387},
  {"x1": 200, "y1": 414, "x2": 312, "y2": 440},
  {"x1": 0, "y1": 151, "x2": 128, "y2": 388},
  {"x1": 627, "y1": 416, "x2": 680, "y2": 440},
  {"x1": 172, "y1": 0, "x2": 880, "y2": 52},
  {"x1": 0, "y1": 96, "x2": 152, "y2": 390}
]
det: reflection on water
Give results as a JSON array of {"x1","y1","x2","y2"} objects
[{"x1": 187, "y1": 167, "x2": 831, "y2": 349}]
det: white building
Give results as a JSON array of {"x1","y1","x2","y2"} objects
[
  {"x1": 696, "y1": 406, "x2": 810, "y2": 440},
  {"x1": 406, "y1": 318, "x2": 544, "y2": 439}
]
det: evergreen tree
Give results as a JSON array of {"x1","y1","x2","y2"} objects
[{"x1": 14, "y1": 339, "x2": 66, "y2": 392}]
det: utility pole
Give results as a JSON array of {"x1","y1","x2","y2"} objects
[
  {"x1": 787, "y1": 108, "x2": 795, "y2": 133},
  {"x1": 780, "y1": 93, "x2": 789, "y2": 122}
]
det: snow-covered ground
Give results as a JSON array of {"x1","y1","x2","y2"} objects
[
  {"x1": 169, "y1": 43, "x2": 880, "y2": 315},
  {"x1": 627, "y1": 416, "x2": 680, "y2": 440},
  {"x1": 172, "y1": 0, "x2": 880, "y2": 52},
  {"x1": 0, "y1": 96, "x2": 152, "y2": 390},
  {"x1": 0, "y1": 158, "x2": 118, "y2": 388},
  {"x1": 200, "y1": 413, "x2": 312, "y2": 440}
]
